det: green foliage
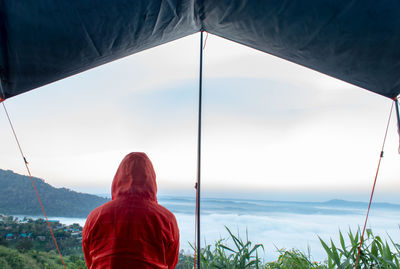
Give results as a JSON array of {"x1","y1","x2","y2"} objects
[
  {"x1": 16, "y1": 238, "x2": 33, "y2": 252},
  {"x1": 0, "y1": 169, "x2": 109, "y2": 218},
  {"x1": 67, "y1": 254, "x2": 87, "y2": 269},
  {"x1": 0, "y1": 246, "x2": 39, "y2": 268},
  {"x1": 176, "y1": 227, "x2": 400, "y2": 269},
  {"x1": 266, "y1": 248, "x2": 325, "y2": 269},
  {"x1": 0, "y1": 256, "x2": 12, "y2": 269},
  {"x1": 319, "y1": 228, "x2": 400, "y2": 269},
  {"x1": 191, "y1": 226, "x2": 264, "y2": 269},
  {"x1": 0, "y1": 246, "x2": 86, "y2": 268},
  {"x1": 176, "y1": 251, "x2": 194, "y2": 269},
  {"x1": 265, "y1": 228, "x2": 400, "y2": 269}
]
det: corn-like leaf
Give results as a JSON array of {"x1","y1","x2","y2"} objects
[
  {"x1": 219, "y1": 244, "x2": 235, "y2": 253},
  {"x1": 354, "y1": 230, "x2": 359, "y2": 245},
  {"x1": 339, "y1": 230, "x2": 346, "y2": 254},
  {"x1": 348, "y1": 229, "x2": 356, "y2": 247},
  {"x1": 225, "y1": 226, "x2": 242, "y2": 251},
  {"x1": 330, "y1": 239, "x2": 341, "y2": 265},
  {"x1": 388, "y1": 234, "x2": 400, "y2": 255},
  {"x1": 366, "y1": 228, "x2": 372, "y2": 238},
  {"x1": 371, "y1": 241, "x2": 378, "y2": 257},
  {"x1": 319, "y1": 237, "x2": 334, "y2": 261},
  {"x1": 249, "y1": 244, "x2": 264, "y2": 256}
]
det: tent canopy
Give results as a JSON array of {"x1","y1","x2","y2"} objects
[{"x1": 1, "y1": 0, "x2": 400, "y2": 100}]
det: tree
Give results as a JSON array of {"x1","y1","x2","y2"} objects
[{"x1": 16, "y1": 239, "x2": 33, "y2": 252}]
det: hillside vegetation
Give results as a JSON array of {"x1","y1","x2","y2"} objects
[
  {"x1": 0, "y1": 169, "x2": 109, "y2": 217},
  {"x1": 0, "y1": 246, "x2": 86, "y2": 269},
  {"x1": 0, "y1": 215, "x2": 86, "y2": 268}
]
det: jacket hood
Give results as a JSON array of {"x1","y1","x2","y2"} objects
[{"x1": 111, "y1": 152, "x2": 157, "y2": 201}]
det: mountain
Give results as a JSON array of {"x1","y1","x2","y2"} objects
[
  {"x1": 0, "y1": 169, "x2": 109, "y2": 218},
  {"x1": 323, "y1": 199, "x2": 400, "y2": 210}
]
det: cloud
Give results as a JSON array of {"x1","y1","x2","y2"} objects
[{"x1": 175, "y1": 209, "x2": 400, "y2": 262}]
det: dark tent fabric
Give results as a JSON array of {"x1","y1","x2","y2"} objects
[{"x1": 1, "y1": 0, "x2": 400, "y2": 100}]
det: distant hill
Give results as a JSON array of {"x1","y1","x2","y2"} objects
[
  {"x1": 323, "y1": 199, "x2": 400, "y2": 210},
  {"x1": 0, "y1": 169, "x2": 109, "y2": 218}
]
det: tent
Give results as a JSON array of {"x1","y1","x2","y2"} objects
[
  {"x1": 1, "y1": 1, "x2": 400, "y2": 267},
  {"x1": 1, "y1": 0, "x2": 400, "y2": 100}
]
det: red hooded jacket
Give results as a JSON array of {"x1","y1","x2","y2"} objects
[{"x1": 82, "y1": 153, "x2": 180, "y2": 268}]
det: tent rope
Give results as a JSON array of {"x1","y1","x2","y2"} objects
[
  {"x1": 195, "y1": 30, "x2": 205, "y2": 269},
  {"x1": 1, "y1": 100, "x2": 67, "y2": 269},
  {"x1": 354, "y1": 101, "x2": 394, "y2": 268},
  {"x1": 203, "y1": 32, "x2": 209, "y2": 50}
]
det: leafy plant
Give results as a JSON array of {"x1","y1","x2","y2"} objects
[
  {"x1": 181, "y1": 227, "x2": 400, "y2": 269},
  {"x1": 176, "y1": 251, "x2": 194, "y2": 269},
  {"x1": 192, "y1": 226, "x2": 264, "y2": 269},
  {"x1": 266, "y1": 248, "x2": 324, "y2": 269},
  {"x1": 319, "y1": 228, "x2": 400, "y2": 268}
]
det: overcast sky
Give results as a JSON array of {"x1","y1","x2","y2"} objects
[{"x1": 1, "y1": 33, "x2": 399, "y2": 202}]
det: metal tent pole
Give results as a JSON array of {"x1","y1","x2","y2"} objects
[
  {"x1": 395, "y1": 97, "x2": 400, "y2": 153},
  {"x1": 395, "y1": 98, "x2": 400, "y2": 130},
  {"x1": 195, "y1": 31, "x2": 204, "y2": 269}
]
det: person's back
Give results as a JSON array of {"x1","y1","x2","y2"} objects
[{"x1": 82, "y1": 153, "x2": 179, "y2": 269}]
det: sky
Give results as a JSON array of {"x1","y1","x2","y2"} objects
[{"x1": 1, "y1": 33, "x2": 399, "y2": 202}]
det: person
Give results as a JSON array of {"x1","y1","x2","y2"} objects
[{"x1": 82, "y1": 152, "x2": 180, "y2": 268}]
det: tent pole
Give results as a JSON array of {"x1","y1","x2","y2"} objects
[
  {"x1": 196, "y1": 31, "x2": 204, "y2": 269},
  {"x1": 395, "y1": 98, "x2": 400, "y2": 153},
  {"x1": 395, "y1": 98, "x2": 399, "y2": 128}
]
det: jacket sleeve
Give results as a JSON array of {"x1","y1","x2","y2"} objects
[
  {"x1": 82, "y1": 219, "x2": 93, "y2": 268},
  {"x1": 167, "y1": 216, "x2": 180, "y2": 268}
]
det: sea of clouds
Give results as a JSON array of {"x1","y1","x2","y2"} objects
[
  {"x1": 39, "y1": 196, "x2": 400, "y2": 262},
  {"x1": 175, "y1": 210, "x2": 400, "y2": 262}
]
